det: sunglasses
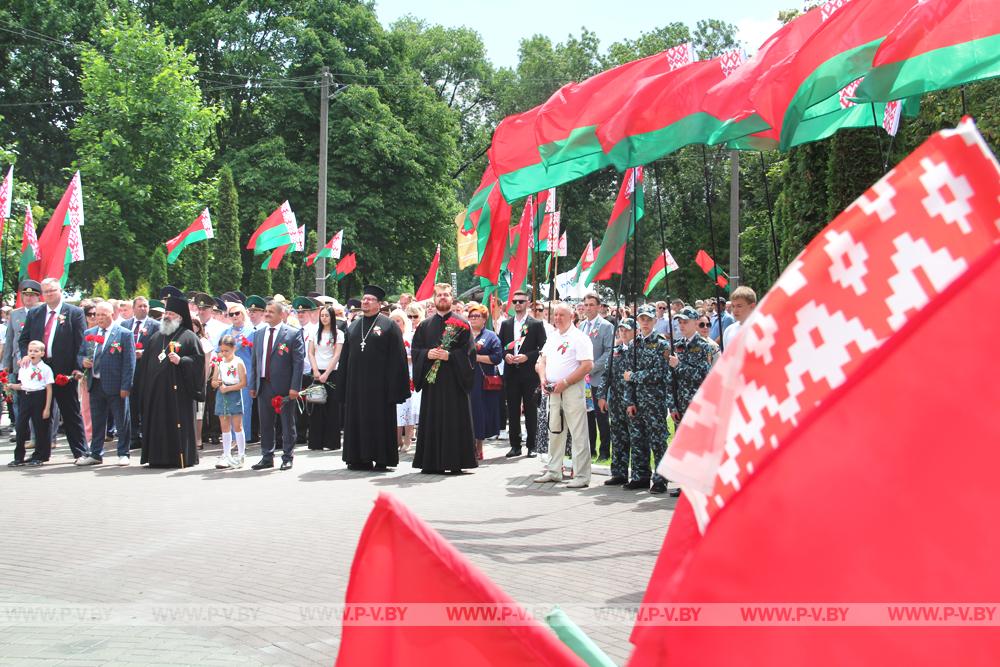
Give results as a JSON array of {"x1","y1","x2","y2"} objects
[
  {"x1": 85, "y1": 311, "x2": 96, "y2": 317},
  {"x1": 533, "y1": 307, "x2": 544, "y2": 312},
  {"x1": 227, "y1": 312, "x2": 242, "y2": 317},
  {"x1": 408, "y1": 314, "x2": 420, "y2": 319},
  {"x1": 698, "y1": 322, "x2": 710, "y2": 328},
  {"x1": 511, "y1": 299, "x2": 527, "y2": 304}
]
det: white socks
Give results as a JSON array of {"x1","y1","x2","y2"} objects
[
  {"x1": 222, "y1": 432, "x2": 232, "y2": 459},
  {"x1": 234, "y1": 430, "x2": 246, "y2": 458}
]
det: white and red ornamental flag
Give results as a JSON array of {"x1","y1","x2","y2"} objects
[
  {"x1": 631, "y1": 118, "x2": 1000, "y2": 665},
  {"x1": 293, "y1": 224, "x2": 305, "y2": 252},
  {"x1": 548, "y1": 210, "x2": 561, "y2": 247},
  {"x1": 558, "y1": 230, "x2": 567, "y2": 257},
  {"x1": 66, "y1": 170, "x2": 85, "y2": 263},
  {"x1": 0, "y1": 166, "x2": 12, "y2": 223},
  {"x1": 330, "y1": 228, "x2": 343, "y2": 259}
]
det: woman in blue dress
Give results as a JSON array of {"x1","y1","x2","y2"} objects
[{"x1": 467, "y1": 303, "x2": 502, "y2": 460}]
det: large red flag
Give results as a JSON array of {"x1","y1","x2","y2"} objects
[
  {"x1": 336, "y1": 493, "x2": 582, "y2": 666},
  {"x1": 505, "y1": 197, "x2": 534, "y2": 308},
  {"x1": 631, "y1": 118, "x2": 1000, "y2": 665},
  {"x1": 415, "y1": 244, "x2": 441, "y2": 301},
  {"x1": 471, "y1": 160, "x2": 513, "y2": 285}
]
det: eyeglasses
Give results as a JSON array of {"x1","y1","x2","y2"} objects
[
  {"x1": 698, "y1": 322, "x2": 710, "y2": 329},
  {"x1": 533, "y1": 307, "x2": 544, "y2": 312},
  {"x1": 227, "y1": 312, "x2": 241, "y2": 317},
  {"x1": 408, "y1": 315, "x2": 420, "y2": 319},
  {"x1": 468, "y1": 313, "x2": 484, "y2": 319},
  {"x1": 85, "y1": 311, "x2": 96, "y2": 317},
  {"x1": 511, "y1": 299, "x2": 527, "y2": 304}
]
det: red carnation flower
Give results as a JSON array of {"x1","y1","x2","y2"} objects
[
  {"x1": 93, "y1": 335, "x2": 105, "y2": 344},
  {"x1": 271, "y1": 395, "x2": 285, "y2": 413},
  {"x1": 135, "y1": 342, "x2": 143, "y2": 350},
  {"x1": 0, "y1": 370, "x2": 9, "y2": 383},
  {"x1": 241, "y1": 337, "x2": 253, "y2": 348},
  {"x1": 445, "y1": 316, "x2": 469, "y2": 330},
  {"x1": 54, "y1": 374, "x2": 70, "y2": 386},
  {"x1": 85, "y1": 334, "x2": 95, "y2": 343}
]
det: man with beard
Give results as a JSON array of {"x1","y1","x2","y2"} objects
[
  {"x1": 133, "y1": 297, "x2": 206, "y2": 468},
  {"x1": 410, "y1": 283, "x2": 477, "y2": 474},
  {"x1": 338, "y1": 285, "x2": 409, "y2": 471}
]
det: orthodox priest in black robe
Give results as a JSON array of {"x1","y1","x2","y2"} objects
[
  {"x1": 411, "y1": 283, "x2": 477, "y2": 473},
  {"x1": 134, "y1": 297, "x2": 206, "y2": 468},
  {"x1": 338, "y1": 285, "x2": 410, "y2": 471}
]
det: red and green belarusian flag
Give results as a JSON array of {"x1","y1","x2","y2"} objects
[
  {"x1": 854, "y1": 0, "x2": 1000, "y2": 103},
  {"x1": 247, "y1": 201, "x2": 296, "y2": 254},
  {"x1": 414, "y1": 244, "x2": 441, "y2": 301},
  {"x1": 749, "y1": 0, "x2": 919, "y2": 150},
  {"x1": 505, "y1": 197, "x2": 534, "y2": 307},
  {"x1": 695, "y1": 249, "x2": 730, "y2": 292},
  {"x1": 31, "y1": 171, "x2": 84, "y2": 287},
  {"x1": 19, "y1": 205, "x2": 39, "y2": 282},
  {"x1": 329, "y1": 252, "x2": 357, "y2": 281},
  {"x1": 166, "y1": 208, "x2": 213, "y2": 264},
  {"x1": 643, "y1": 249, "x2": 680, "y2": 296},
  {"x1": 306, "y1": 228, "x2": 343, "y2": 266},
  {"x1": 467, "y1": 161, "x2": 513, "y2": 285},
  {"x1": 534, "y1": 188, "x2": 557, "y2": 252},
  {"x1": 597, "y1": 50, "x2": 755, "y2": 170},
  {"x1": 0, "y1": 166, "x2": 11, "y2": 288},
  {"x1": 261, "y1": 224, "x2": 304, "y2": 270},
  {"x1": 574, "y1": 239, "x2": 596, "y2": 280},
  {"x1": 587, "y1": 167, "x2": 644, "y2": 283}
]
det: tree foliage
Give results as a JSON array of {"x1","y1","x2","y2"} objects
[{"x1": 210, "y1": 166, "x2": 242, "y2": 294}]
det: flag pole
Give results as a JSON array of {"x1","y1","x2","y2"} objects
[
  {"x1": 700, "y1": 145, "x2": 727, "y2": 354},
  {"x1": 758, "y1": 152, "x2": 781, "y2": 286},
  {"x1": 631, "y1": 169, "x2": 640, "y2": 316},
  {"x1": 531, "y1": 195, "x2": 538, "y2": 305},
  {"x1": 652, "y1": 161, "x2": 680, "y2": 411},
  {"x1": 869, "y1": 103, "x2": 888, "y2": 169}
]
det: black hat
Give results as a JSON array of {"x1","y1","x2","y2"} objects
[
  {"x1": 164, "y1": 296, "x2": 194, "y2": 331},
  {"x1": 192, "y1": 292, "x2": 215, "y2": 309},
  {"x1": 213, "y1": 297, "x2": 226, "y2": 312},
  {"x1": 160, "y1": 285, "x2": 185, "y2": 300},
  {"x1": 246, "y1": 295, "x2": 267, "y2": 311},
  {"x1": 362, "y1": 285, "x2": 386, "y2": 301},
  {"x1": 346, "y1": 298, "x2": 361, "y2": 309},
  {"x1": 234, "y1": 291, "x2": 247, "y2": 302},
  {"x1": 221, "y1": 291, "x2": 244, "y2": 305},
  {"x1": 18, "y1": 280, "x2": 41, "y2": 295}
]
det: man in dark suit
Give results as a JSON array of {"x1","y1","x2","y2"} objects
[
  {"x1": 74, "y1": 301, "x2": 135, "y2": 466},
  {"x1": 17, "y1": 277, "x2": 87, "y2": 461},
  {"x1": 498, "y1": 289, "x2": 547, "y2": 457},
  {"x1": 249, "y1": 301, "x2": 305, "y2": 470},
  {"x1": 121, "y1": 295, "x2": 159, "y2": 450}
]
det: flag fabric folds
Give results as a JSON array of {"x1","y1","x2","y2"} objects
[
  {"x1": 247, "y1": 201, "x2": 296, "y2": 253},
  {"x1": 468, "y1": 163, "x2": 513, "y2": 285},
  {"x1": 166, "y1": 208, "x2": 213, "y2": 264},
  {"x1": 854, "y1": 0, "x2": 1000, "y2": 103},
  {"x1": 642, "y1": 249, "x2": 679, "y2": 296},
  {"x1": 307, "y1": 228, "x2": 343, "y2": 266},
  {"x1": 330, "y1": 253, "x2": 357, "y2": 281},
  {"x1": 505, "y1": 198, "x2": 534, "y2": 307},
  {"x1": 336, "y1": 492, "x2": 582, "y2": 667},
  {"x1": 694, "y1": 249, "x2": 730, "y2": 292},
  {"x1": 632, "y1": 118, "x2": 1000, "y2": 666},
  {"x1": 587, "y1": 168, "x2": 643, "y2": 284},
  {"x1": 33, "y1": 171, "x2": 84, "y2": 286},
  {"x1": 415, "y1": 245, "x2": 441, "y2": 301},
  {"x1": 19, "y1": 206, "x2": 39, "y2": 283}
]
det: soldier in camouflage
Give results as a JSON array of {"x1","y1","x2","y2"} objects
[
  {"x1": 595, "y1": 319, "x2": 635, "y2": 486},
  {"x1": 623, "y1": 304, "x2": 672, "y2": 494},
  {"x1": 668, "y1": 306, "x2": 715, "y2": 419}
]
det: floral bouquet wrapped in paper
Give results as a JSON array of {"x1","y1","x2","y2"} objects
[{"x1": 424, "y1": 316, "x2": 469, "y2": 384}]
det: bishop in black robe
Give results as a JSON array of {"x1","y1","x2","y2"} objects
[
  {"x1": 411, "y1": 309, "x2": 477, "y2": 473},
  {"x1": 339, "y1": 312, "x2": 410, "y2": 469},
  {"x1": 134, "y1": 306, "x2": 205, "y2": 468}
]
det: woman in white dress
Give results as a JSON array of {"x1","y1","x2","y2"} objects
[{"x1": 391, "y1": 307, "x2": 420, "y2": 452}]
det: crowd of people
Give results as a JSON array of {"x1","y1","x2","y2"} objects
[{"x1": 0, "y1": 275, "x2": 758, "y2": 494}]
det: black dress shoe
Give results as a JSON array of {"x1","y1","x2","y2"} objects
[
  {"x1": 504, "y1": 448, "x2": 522, "y2": 458},
  {"x1": 373, "y1": 464, "x2": 389, "y2": 471},
  {"x1": 420, "y1": 469, "x2": 446, "y2": 474},
  {"x1": 526, "y1": 448, "x2": 537, "y2": 458},
  {"x1": 279, "y1": 460, "x2": 293, "y2": 470},
  {"x1": 347, "y1": 462, "x2": 374, "y2": 471},
  {"x1": 649, "y1": 481, "x2": 667, "y2": 494},
  {"x1": 25, "y1": 459, "x2": 43, "y2": 467},
  {"x1": 623, "y1": 478, "x2": 650, "y2": 490},
  {"x1": 669, "y1": 488, "x2": 682, "y2": 497},
  {"x1": 251, "y1": 460, "x2": 274, "y2": 470},
  {"x1": 603, "y1": 476, "x2": 627, "y2": 486},
  {"x1": 7, "y1": 460, "x2": 25, "y2": 467}
]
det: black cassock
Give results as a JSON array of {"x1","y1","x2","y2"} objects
[
  {"x1": 339, "y1": 313, "x2": 410, "y2": 467},
  {"x1": 134, "y1": 328, "x2": 205, "y2": 468},
  {"x1": 411, "y1": 312, "x2": 477, "y2": 472}
]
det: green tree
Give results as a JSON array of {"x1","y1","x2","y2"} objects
[
  {"x1": 247, "y1": 266, "x2": 272, "y2": 297},
  {"x1": 91, "y1": 276, "x2": 110, "y2": 299},
  {"x1": 298, "y1": 230, "x2": 318, "y2": 294},
  {"x1": 107, "y1": 267, "x2": 126, "y2": 299},
  {"x1": 133, "y1": 277, "x2": 151, "y2": 300},
  {"x1": 273, "y1": 253, "x2": 295, "y2": 297},
  {"x1": 148, "y1": 245, "x2": 168, "y2": 291},
  {"x1": 70, "y1": 12, "x2": 220, "y2": 289},
  {"x1": 211, "y1": 166, "x2": 242, "y2": 293}
]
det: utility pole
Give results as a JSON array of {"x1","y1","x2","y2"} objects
[
  {"x1": 728, "y1": 150, "x2": 740, "y2": 290},
  {"x1": 316, "y1": 66, "x2": 330, "y2": 295}
]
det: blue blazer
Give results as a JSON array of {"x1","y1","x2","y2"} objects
[
  {"x1": 76, "y1": 324, "x2": 136, "y2": 394},
  {"x1": 249, "y1": 323, "x2": 305, "y2": 395},
  {"x1": 122, "y1": 317, "x2": 160, "y2": 350}
]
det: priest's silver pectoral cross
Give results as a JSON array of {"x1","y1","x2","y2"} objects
[{"x1": 360, "y1": 340, "x2": 366, "y2": 351}]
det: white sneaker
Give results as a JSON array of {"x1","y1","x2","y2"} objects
[
  {"x1": 75, "y1": 456, "x2": 100, "y2": 466},
  {"x1": 533, "y1": 472, "x2": 562, "y2": 483},
  {"x1": 215, "y1": 457, "x2": 233, "y2": 469},
  {"x1": 232, "y1": 456, "x2": 245, "y2": 469},
  {"x1": 566, "y1": 478, "x2": 590, "y2": 489},
  {"x1": 117, "y1": 456, "x2": 130, "y2": 466}
]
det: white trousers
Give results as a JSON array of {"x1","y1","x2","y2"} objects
[{"x1": 544, "y1": 380, "x2": 591, "y2": 483}]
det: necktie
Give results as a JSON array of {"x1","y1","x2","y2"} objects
[
  {"x1": 133, "y1": 319, "x2": 141, "y2": 342},
  {"x1": 264, "y1": 327, "x2": 275, "y2": 378},
  {"x1": 43, "y1": 310, "x2": 57, "y2": 356},
  {"x1": 95, "y1": 329, "x2": 106, "y2": 376}
]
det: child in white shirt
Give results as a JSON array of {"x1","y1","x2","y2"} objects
[{"x1": 7, "y1": 340, "x2": 53, "y2": 466}]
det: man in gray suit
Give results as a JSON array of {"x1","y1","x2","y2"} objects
[
  {"x1": 2, "y1": 280, "x2": 42, "y2": 440},
  {"x1": 249, "y1": 301, "x2": 305, "y2": 470},
  {"x1": 579, "y1": 292, "x2": 615, "y2": 459},
  {"x1": 74, "y1": 301, "x2": 135, "y2": 466}
]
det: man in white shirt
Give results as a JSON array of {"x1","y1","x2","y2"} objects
[
  {"x1": 534, "y1": 302, "x2": 594, "y2": 488},
  {"x1": 722, "y1": 286, "x2": 757, "y2": 350}
]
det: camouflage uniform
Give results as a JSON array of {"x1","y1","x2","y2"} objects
[
  {"x1": 595, "y1": 340, "x2": 634, "y2": 480},
  {"x1": 702, "y1": 336, "x2": 721, "y2": 367},
  {"x1": 668, "y1": 334, "x2": 714, "y2": 417},
  {"x1": 624, "y1": 332, "x2": 671, "y2": 484}
]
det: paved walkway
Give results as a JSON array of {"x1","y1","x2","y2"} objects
[{"x1": 0, "y1": 428, "x2": 674, "y2": 666}]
